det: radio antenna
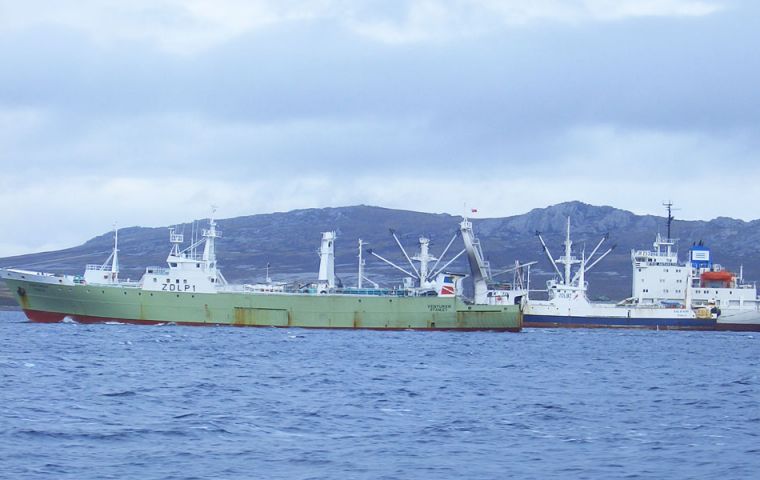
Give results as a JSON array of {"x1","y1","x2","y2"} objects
[{"x1": 662, "y1": 201, "x2": 680, "y2": 239}]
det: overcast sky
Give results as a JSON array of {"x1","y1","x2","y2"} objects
[{"x1": 1, "y1": 0, "x2": 758, "y2": 257}]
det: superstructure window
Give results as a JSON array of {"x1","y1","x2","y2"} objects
[{"x1": 170, "y1": 263, "x2": 177, "y2": 267}]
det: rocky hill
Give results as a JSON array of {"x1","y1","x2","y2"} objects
[{"x1": 2, "y1": 202, "x2": 759, "y2": 305}]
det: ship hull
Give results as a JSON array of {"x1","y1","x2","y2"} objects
[
  {"x1": 3, "y1": 277, "x2": 522, "y2": 331},
  {"x1": 524, "y1": 314, "x2": 718, "y2": 330},
  {"x1": 523, "y1": 300, "x2": 760, "y2": 331}
]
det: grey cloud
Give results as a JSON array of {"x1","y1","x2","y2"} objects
[
  {"x1": 1, "y1": 1, "x2": 760, "y2": 257},
  {"x1": 2, "y1": 9, "x2": 759, "y2": 133}
]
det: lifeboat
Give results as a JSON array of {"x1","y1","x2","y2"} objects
[{"x1": 700, "y1": 270, "x2": 734, "y2": 287}]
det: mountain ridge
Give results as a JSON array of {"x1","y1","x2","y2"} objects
[{"x1": 2, "y1": 202, "x2": 759, "y2": 304}]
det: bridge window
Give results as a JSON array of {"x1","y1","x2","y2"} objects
[{"x1": 170, "y1": 263, "x2": 177, "y2": 267}]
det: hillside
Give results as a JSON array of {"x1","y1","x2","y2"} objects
[{"x1": 2, "y1": 202, "x2": 759, "y2": 302}]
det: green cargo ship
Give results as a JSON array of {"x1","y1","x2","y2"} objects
[{"x1": 0, "y1": 215, "x2": 522, "y2": 331}]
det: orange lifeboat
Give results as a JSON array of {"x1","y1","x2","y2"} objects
[{"x1": 700, "y1": 270, "x2": 734, "y2": 287}]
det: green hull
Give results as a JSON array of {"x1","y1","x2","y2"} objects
[{"x1": 3, "y1": 278, "x2": 522, "y2": 331}]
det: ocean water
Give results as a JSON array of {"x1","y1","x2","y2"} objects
[{"x1": 0, "y1": 310, "x2": 758, "y2": 480}]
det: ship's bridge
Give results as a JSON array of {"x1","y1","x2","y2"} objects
[
  {"x1": 631, "y1": 249, "x2": 680, "y2": 267},
  {"x1": 631, "y1": 234, "x2": 679, "y2": 268}
]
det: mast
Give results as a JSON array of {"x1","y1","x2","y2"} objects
[
  {"x1": 110, "y1": 224, "x2": 119, "y2": 281},
  {"x1": 556, "y1": 217, "x2": 580, "y2": 286},
  {"x1": 657, "y1": 201, "x2": 679, "y2": 257},
  {"x1": 200, "y1": 206, "x2": 224, "y2": 285},
  {"x1": 578, "y1": 250, "x2": 585, "y2": 290},
  {"x1": 460, "y1": 216, "x2": 490, "y2": 304},
  {"x1": 169, "y1": 227, "x2": 184, "y2": 257},
  {"x1": 563, "y1": 218, "x2": 572, "y2": 285},
  {"x1": 202, "y1": 206, "x2": 219, "y2": 266},
  {"x1": 358, "y1": 239, "x2": 365, "y2": 289},
  {"x1": 317, "y1": 231, "x2": 336, "y2": 292},
  {"x1": 663, "y1": 201, "x2": 674, "y2": 240},
  {"x1": 411, "y1": 237, "x2": 437, "y2": 287}
]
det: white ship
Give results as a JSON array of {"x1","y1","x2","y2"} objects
[{"x1": 523, "y1": 205, "x2": 760, "y2": 331}]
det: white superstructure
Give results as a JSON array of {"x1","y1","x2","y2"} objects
[
  {"x1": 140, "y1": 210, "x2": 227, "y2": 294},
  {"x1": 631, "y1": 234, "x2": 690, "y2": 304},
  {"x1": 524, "y1": 204, "x2": 760, "y2": 329},
  {"x1": 522, "y1": 217, "x2": 693, "y2": 320},
  {"x1": 83, "y1": 225, "x2": 120, "y2": 285}
]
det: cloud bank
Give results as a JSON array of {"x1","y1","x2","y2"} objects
[{"x1": 0, "y1": 0, "x2": 757, "y2": 256}]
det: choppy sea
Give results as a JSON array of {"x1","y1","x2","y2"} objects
[{"x1": 0, "y1": 310, "x2": 758, "y2": 479}]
